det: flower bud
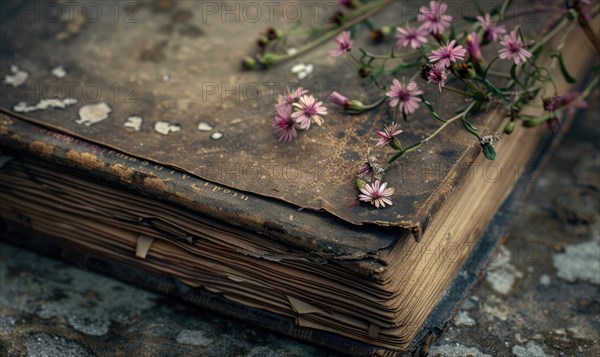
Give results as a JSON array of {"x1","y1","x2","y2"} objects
[
  {"x1": 358, "y1": 67, "x2": 372, "y2": 78},
  {"x1": 356, "y1": 178, "x2": 367, "y2": 191},
  {"x1": 347, "y1": 100, "x2": 367, "y2": 112},
  {"x1": 241, "y1": 56, "x2": 257, "y2": 70},
  {"x1": 266, "y1": 27, "x2": 282, "y2": 40},
  {"x1": 466, "y1": 33, "x2": 484, "y2": 64},
  {"x1": 257, "y1": 36, "x2": 269, "y2": 48},
  {"x1": 329, "y1": 91, "x2": 349, "y2": 108},
  {"x1": 504, "y1": 121, "x2": 515, "y2": 134}
]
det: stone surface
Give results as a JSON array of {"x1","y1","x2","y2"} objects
[
  {"x1": 432, "y1": 99, "x2": 600, "y2": 356},
  {"x1": 553, "y1": 241, "x2": 600, "y2": 284},
  {"x1": 512, "y1": 341, "x2": 549, "y2": 357},
  {"x1": 429, "y1": 343, "x2": 492, "y2": 357}
]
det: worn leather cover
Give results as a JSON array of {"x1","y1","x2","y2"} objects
[{"x1": 0, "y1": 0, "x2": 536, "y2": 238}]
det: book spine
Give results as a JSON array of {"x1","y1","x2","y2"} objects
[{"x1": 0, "y1": 112, "x2": 397, "y2": 275}]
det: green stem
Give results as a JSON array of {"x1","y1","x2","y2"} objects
[
  {"x1": 499, "y1": 0, "x2": 513, "y2": 20},
  {"x1": 486, "y1": 71, "x2": 512, "y2": 79},
  {"x1": 387, "y1": 102, "x2": 477, "y2": 164},
  {"x1": 347, "y1": 96, "x2": 387, "y2": 114},
  {"x1": 260, "y1": 0, "x2": 393, "y2": 66},
  {"x1": 360, "y1": 50, "x2": 413, "y2": 60},
  {"x1": 529, "y1": 14, "x2": 574, "y2": 55},
  {"x1": 362, "y1": 96, "x2": 387, "y2": 110},
  {"x1": 443, "y1": 86, "x2": 473, "y2": 97},
  {"x1": 347, "y1": 53, "x2": 362, "y2": 68},
  {"x1": 451, "y1": 70, "x2": 487, "y2": 99},
  {"x1": 404, "y1": 102, "x2": 477, "y2": 153}
]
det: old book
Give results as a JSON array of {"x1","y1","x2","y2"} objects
[{"x1": 0, "y1": 1, "x2": 596, "y2": 355}]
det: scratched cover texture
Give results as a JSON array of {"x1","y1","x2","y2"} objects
[{"x1": 0, "y1": 0, "x2": 535, "y2": 238}]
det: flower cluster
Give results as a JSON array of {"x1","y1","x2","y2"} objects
[
  {"x1": 264, "y1": 0, "x2": 598, "y2": 209},
  {"x1": 355, "y1": 155, "x2": 395, "y2": 209},
  {"x1": 272, "y1": 87, "x2": 327, "y2": 142}
]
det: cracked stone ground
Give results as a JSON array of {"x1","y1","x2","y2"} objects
[{"x1": 1, "y1": 99, "x2": 599, "y2": 356}]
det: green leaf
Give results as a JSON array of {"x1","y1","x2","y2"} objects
[
  {"x1": 504, "y1": 121, "x2": 516, "y2": 134},
  {"x1": 387, "y1": 150, "x2": 404, "y2": 164},
  {"x1": 472, "y1": 100, "x2": 485, "y2": 114},
  {"x1": 555, "y1": 51, "x2": 576, "y2": 84},
  {"x1": 482, "y1": 57, "x2": 500, "y2": 81},
  {"x1": 463, "y1": 15, "x2": 478, "y2": 23},
  {"x1": 510, "y1": 64, "x2": 518, "y2": 83},
  {"x1": 483, "y1": 145, "x2": 497, "y2": 161},
  {"x1": 423, "y1": 100, "x2": 444, "y2": 122},
  {"x1": 462, "y1": 119, "x2": 478, "y2": 133},
  {"x1": 476, "y1": 78, "x2": 510, "y2": 105},
  {"x1": 523, "y1": 118, "x2": 546, "y2": 127}
]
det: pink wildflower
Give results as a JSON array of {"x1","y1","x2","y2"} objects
[
  {"x1": 358, "y1": 180, "x2": 395, "y2": 208},
  {"x1": 429, "y1": 40, "x2": 467, "y2": 68},
  {"x1": 277, "y1": 87, "x2": 308, "y2": 107},
  {"x1": 331, "y1": 31, "x2": 353, "y2": 57},
  {"x1": 386, "y1": 79, "x2": 423, "y2": 115},
  {"x1": 499, "y1": 31, "x2": 532, "y2": 65},
  {"x1": 418, "y1": 1, "x2": 453, "y2": 35},
  {"x1": 395, "y1": 24, "x2": 429, "y2": 49},
  {"x1": 272, "y1": 104, "x2": 297, "y2": 142},
  {"x1": 477, "y1": 14, "x2": 506, "y2": 43},
  {"x1": 427, "y1": 63, "x2": 449, "y2": 92},
  {"x1": 374, "y1": 122, "x2": 403, "y2": 148},
  {"x1": 292, "y1": 95, "x2": 328, "y2": 129}
]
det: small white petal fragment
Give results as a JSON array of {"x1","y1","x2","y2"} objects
[
  {"x1": 51, "y1": 66, "x2": 67, "y2": 78},
  {"x1": 290, "y1": 63, "x2": 306, "y2": 74},
  {"x1": 124, "y1": 115, "x2": 143, "y2": 131},
  {"x1": 13, "y1": 98, "x2": 78, "y2": 113},
  {"x1": 2, "y1": 65, "x2": 29, "y2": 87},
  {"x1": 290, "y1": 62, "x2": 314, "y2": 80},
  {"x1": 154, "y1": 121, "x2": 181, "y2": 135},
  {"x1": 210, "y1": 131, "x2": 224, "y2": 140},
  {"x1": 75, "y1": 102, "x2": 112, "y2": 126},
  {"x1": 286, "y1": 48, "x2": 298, "y2": 56},
  {"x1": 197, "y1": 121, "x2": 213, "y2": 131}
]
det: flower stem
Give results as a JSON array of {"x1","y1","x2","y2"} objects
[
  {"x1": 405, "y1": 102, "x2": 477, "y2": 152},
  {"x1": 362, "y1": 96, "x2": 387, "y2": 110},
  {"x1": 347, "y1": 53, "x2": 362, "y2": 68},
  {"x1": 529, "y1": 14, "x2": 574, "y2": 55},
  {"x1": 260, "y1": 0, "x2": 393, "y2": 67},
  {"x1": 387, "y1": 102, "x2": 477, "y2": 164},
  {"x1": 499, "y1": 0, "x2": 513, "y2": 20},
  {"x1": 443, "y1": 86, "x2": 473, "y2": 97},
  {"x1": 486, "y1": 70, "x2": 512, "y2": 79}
]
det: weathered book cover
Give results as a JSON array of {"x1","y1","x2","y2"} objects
[
  {"x1": 0, "y1": 0, "x2": 597, "y2": 355},
  {"x1": 0, "y1": 103, "x2": 576, "y2": 356}
]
